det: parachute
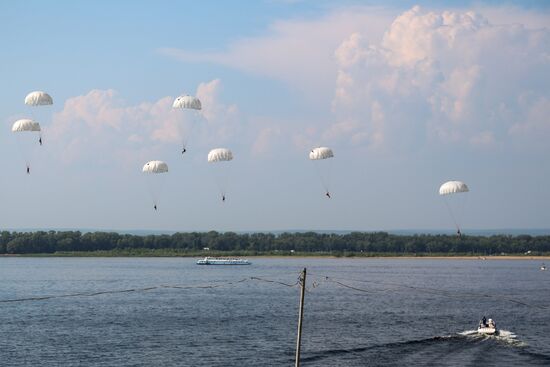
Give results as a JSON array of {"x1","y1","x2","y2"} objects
[
  {"x1": 439, "y1": 180, "x2": 469, "y2": 236},
  {"x1": 208, "y1": 148, "x2": 233, "y2": 163},
  {"x1": 12, "y1": 119, "x2": 42, "y2": 174},
  {"x1": 142, "y1": 160, "x2": 169, "y2": 174},
  {"x1": 173, "y1": 95, "x2": 201, "y2": 110},
  {"x1": 172, "y1": 94, "x2": 202, "y2": 154},
  {"x1": 208, "y1": 148, "x2": 233, "y2": 202},
  {"x1": 309, "y1": 147, "x2": 334, "y2": 198},
  {"x1": 12, "y1": 119, "x2": 41, "y2": 132},
  {"x1": 439, "y1": 181, "x2": 469, "y2": 195},
  {"x1": 25, "y1": 91, "x2": 53, "y2": 106},
  {"x1": 24, "y1": 91, "x2": 53, "y2": 146},
  {"x1": 309, "y1": 147, "x2": 333, "y2": 160},
  {"x1": 143, "y1": 160, "x2": 169, "y2": 210}
]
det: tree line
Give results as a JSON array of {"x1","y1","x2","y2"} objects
[{"x1": 0, "y1": 230, "x2": 549, "y2": 255}]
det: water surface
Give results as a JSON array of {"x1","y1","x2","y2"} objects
[{"x1": 1, "y1": 257, "x2": 549, "y2": 366}]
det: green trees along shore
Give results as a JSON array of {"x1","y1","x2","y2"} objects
[{"x1": 0, "y1": 231, "x2": 549, "y2": 256}]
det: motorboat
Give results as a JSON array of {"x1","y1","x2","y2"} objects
[
  {"x1": 196, "y1": 257, "x2": 251, "y2": 265},
  {"x1": 477, "y1": 318, "x2": 498, "y2": 335}
]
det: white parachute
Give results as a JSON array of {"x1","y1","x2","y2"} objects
[
  {"x1": 309, "y1": 147, "x2": 333, "y2": 160},
  {"x1": 25, "y1": 91, "x2": 53, "y2": 106},
  {"x1": 24, "y1": 91, "x2": 53, "y2": 147},
  {"x1": 143, "y1": 160, "x2": 169, "y2": 210},
  {"x1": 12, "y1": 119, "x2": 41, "y2": 132},
  {"x1": 172, "y1": 94, "x2": 202, "y2": 155},
  {"x1": 173, "y1": 95, "x2": 201, "y2": 110},
  {"x1": 439, "y1": 180, "x2": 469, "y2": 236},
  {"x1": 142, "y1": 160, "x2": 169, "y2": 174},
  {"x1": 12, "y1": 119, "x2": 42, "y2": 174},
  {"x1": 439, "y1": 181, "x2": 469, "y2": 196},
  {"x1": 309, "y1": 147, "x2": 334, "y2": 198},
  {"x1": 208, "y1": 148, "x2": 233, "y2": 202},
  {"x1": 208, "y1": 148, "x2": 233, "y2": 163}
]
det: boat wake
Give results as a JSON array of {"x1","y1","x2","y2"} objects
[
  {"x1": 458, "y1": 329, "x2": 526, "y2": 347},
  {"x1": 300, "y1": 329, "x2": 545, "y2": 366}
]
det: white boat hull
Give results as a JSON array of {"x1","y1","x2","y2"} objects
[
  {"x1": 196, "y1": 257, "x2": 251, "y2": 265},
  {"x1": 477, "y1": 327, "x2": 498, "y2": 335}
]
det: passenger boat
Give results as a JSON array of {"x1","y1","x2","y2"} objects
[
  {"x1": 196, "y1": 257, "x2": 251, "y2": 265},
  {"x1": 477, "y1": 318, "x2": 498, "y2": 335}
]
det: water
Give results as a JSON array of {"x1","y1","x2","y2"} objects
[{"x1": 1, "y1": 257, "x2": 549, "y2": 366}]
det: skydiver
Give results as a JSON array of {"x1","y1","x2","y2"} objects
[
  {"x1": 26, "y1": 166, "x2": 30, "y2": 174},
  {"x1": 326, "y1": 191, "x2": 331, "y2": 199},
  {"x1": 457, "y1": 229, "x2": 462, "y2": 238},
  {"x1": 154, "y1": 205, "x2": 157, "y2": 211},
  {"x1": 39, "y1": 137, "x2": 42, "y2": 145},
  {"x1": 222, "y1": 195, "x2": 226, "y2": 202},
  {"x1": 182, "y1": 146, "x2": 186, "y2": 154}
]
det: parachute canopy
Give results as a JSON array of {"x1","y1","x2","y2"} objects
[
  {"x1": 309, "y1": 147, "x2": 334, "y2": 160},
  {"x1": 439, "y1": 181, "x2": 469, "y2": 195},
  {"x1": 25, "y1": 91, "x2": 53, "y2": 106},
  {"x1": 12, "y1": 119, "x2": 41, "y2": 132},
  {"x1": 173, "y1": 95, "x2": 201, "y2": 110},
  {"x1": 208, "y1": 148, "x2": 233, "y2": 163},
  {"x1": 142, "y1": 160, "x2": 169, "y2": 174}
]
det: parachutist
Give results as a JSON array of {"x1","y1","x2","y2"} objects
[
  {"x1": 182, "y1": 148, "x2": 186, "y2": 154},
  {"x1": 222, "y1": 195, "x2": 226, "y2": 202},
  {"x1": 154, "y1": 205, "x2": 157, "y2": 211},
  {"x1": 39, "y1": 137, "x2": 42, "y2": 145},
  {"x1": 457, "y1": 229, "x2": 462, "y2": 238},
  {"x1": 326, "y1": 191, "x2": 331, "y2": 199},
  {"x1": 26, "y1": 166, "x2": 30, "y2": 174}
]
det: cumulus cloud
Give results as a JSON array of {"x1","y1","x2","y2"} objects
[
  {"x1": 160, "y1": 5, "x2": 549, "y2": 154},
  {"x1": 509, "y1": 96, "x2": 550, "y2": 136},
  {"x1": 329, "y1": 6, "x2": 550, "y2": 150},
  {"x1": 252, "y1": 125, "x2": 282, "y2": 155},
  {"x1": 195, "y1": 79, "x2": 241, "y2": 145},
  {"x1": 159, "y1": 7, "x2": 395, "y2": 94},
  {"x1": 49, "y1": 80, "x2": 241, "y2": 165}
]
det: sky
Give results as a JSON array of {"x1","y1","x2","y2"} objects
[{"x1": 0, "y1": 0, "x2": 549, "y2": 233}]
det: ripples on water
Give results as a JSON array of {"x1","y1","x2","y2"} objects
[{"x1": 1, "y1": 257, "x2": 549, "y2": 366}]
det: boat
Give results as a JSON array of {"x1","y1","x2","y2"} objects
[
  {"x1": 541, "y1": 263, "x2": 547, "y2": 271},
  {"x1": 477, "y1": 318, "x2": 498, "y2": 335},
  {"x1": 196, "y1": 257, "x2": 251, "y2": 265}
]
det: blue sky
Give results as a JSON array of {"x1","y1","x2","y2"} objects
[{"x1": 1, "y1": 1, "x2": 549, "y2": 232}]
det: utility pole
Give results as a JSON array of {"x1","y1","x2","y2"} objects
[{"x1": 295, "y1": 268, "x2": 306, "y2": 367}]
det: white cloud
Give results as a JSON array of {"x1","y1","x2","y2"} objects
[
  {"x1": 49, "y1": 6, "x2": 550, "y2": 164},
  {"x1": 195, "y1": 79, "x2": 241, "y2": 146},
  {"x1": 48, "y1": 80, "x2": 241, "y2": 166},
  {"x1": 509, "y1": 96, "x2": 550, "y2": 136},
  {"x1": 251, "y1": 125, "x2": 282, "y2": 155},
  {"x1": 329, "y1": 6, "x2": 550, "y2": 150},
  {"x1": 160, "y1": 5, "x2": 550, "y2": 153},
  {"x1": 159, "y1": 7, "x2": 395, "y2": 94}
]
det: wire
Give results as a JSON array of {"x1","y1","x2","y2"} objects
[
  {"x1": 0, "y1": 275, "x2": 301, "y2": 304},
  {"x1": 2, "y1": 270, "x2": 546, "y2": 311},
  {"x1": 311, "y1": 273, "x2": 549, "y2": 310},
  {"x1": 250, "y1": 276, "x2": 300, "y2": 288}
]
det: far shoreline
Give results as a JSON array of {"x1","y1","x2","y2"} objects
[{"x1": 1, "y1": 253, "x2": 549, "y2": 260}]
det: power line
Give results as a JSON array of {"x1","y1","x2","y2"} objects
[
  {"x1": 309, "y1": 273, "x2": 549, "y2": 310},
  {"x1": 2, "y1": 271, "x2": 547, "y2": 310},
  {"x1": 0, "y1": 275, "x2": 299, "y2": 304}
]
